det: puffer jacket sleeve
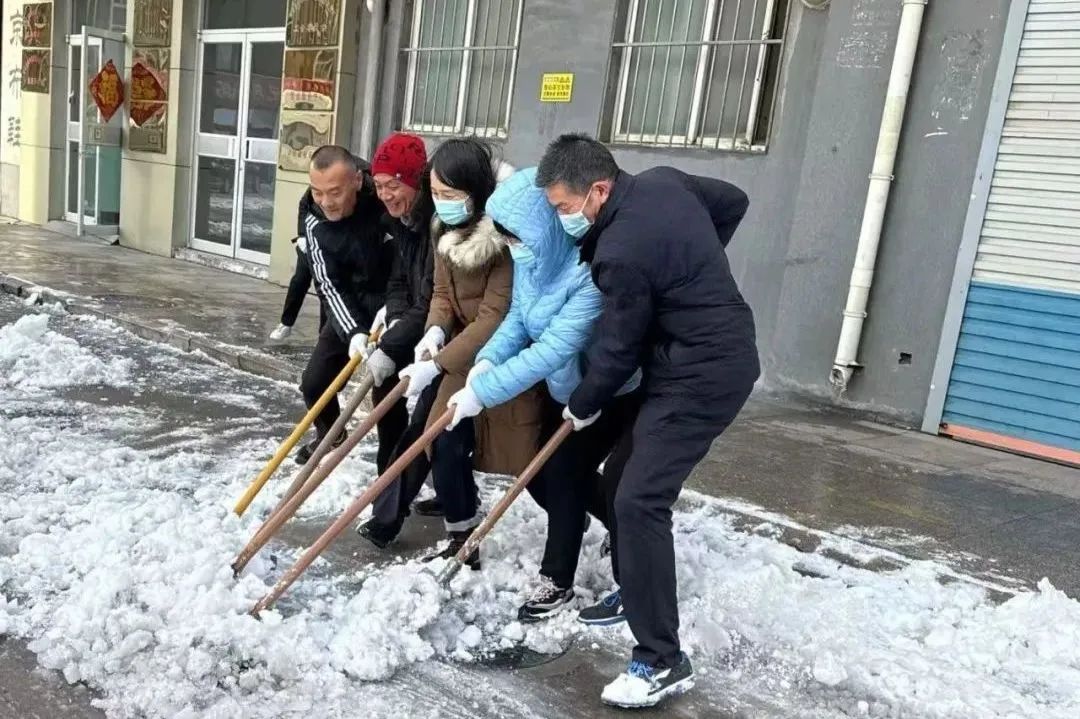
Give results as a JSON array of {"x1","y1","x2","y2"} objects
[
  {"x1": 688, "y1": 174, "x2": 748, "y2": 248},
  {"x1": 436, "y1": 250, "x2": 513, "y2": 375},
  {"x1": 474, "y1": 266, "x2": 530, "y2": 368},
  {"x1": 472, "y1": 269, "x2": 602, "y2": 408}
]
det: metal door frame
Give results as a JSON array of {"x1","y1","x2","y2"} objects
[
  {"x1": 190, "y1": 27, "x2": 284, "y2": 264},
  {"x1": 65, "y1": 27, "x2": 124, "y2": 233},
  {"x1": 921, "y1": 0, "x2": 1032, "y2": 435}
]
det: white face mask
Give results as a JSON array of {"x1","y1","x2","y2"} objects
[
  {"x1": 509, "y1": 244, "x2": 535, "y2": 266},
  {"x1": 557, "y1": 186, "x2": 594, "y2": 239}
]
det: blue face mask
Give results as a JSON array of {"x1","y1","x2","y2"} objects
[
  {"x1": 434, "y1": 197, "x2": 472, "y2": 226},
  {"x1": 509, "y1": 243, "x2": 535, "y2": 266},
  {"x1": 557, "y1": 187, "x2": 594, "y2": 239}
]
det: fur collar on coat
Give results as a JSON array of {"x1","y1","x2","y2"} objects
[{"x1": 435, "y1": 215, "x2": 507, "y2": 272}]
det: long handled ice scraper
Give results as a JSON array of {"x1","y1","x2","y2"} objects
[
  {"x1": 231, "y1": 374, "x2": 407, "y2": 576},
  {"x1": 249, "y1": 404, "x2": 456, "y2": 615},
  {"x1": 436, "y1": 420, "x2": 574, "y2": 586},
  {"x1": 270, "y1": 373, "x2": 376, "y2": 510},
  {"x1": 233, "y1": 356, "x2": 360, "y2": 516},
  {"x1": 232, "y1": 329, "x2": 381, "y2": 516}
]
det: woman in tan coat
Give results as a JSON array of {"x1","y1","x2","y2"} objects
[{"x1": 360, "y1": 138, "x2": 542, "y2": 562}]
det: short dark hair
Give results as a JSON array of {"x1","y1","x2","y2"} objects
[
  {"x1": 310, "y1": 145, "x2": 360, "y2": 172},
  {"x1": 536, "y1": 133, "x2": 619, "y2": 193}
]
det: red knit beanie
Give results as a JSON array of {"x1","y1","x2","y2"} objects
[{"x1": 370, "y1": 133, "x2": 427, "y2": 189}]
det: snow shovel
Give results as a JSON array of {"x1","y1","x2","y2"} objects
[
  {"x1": 233, "y1": 356, "x2": 360, "y2": 516},
  {"x1": 436, "y1": 420, "x2": 574, "y2": 586},
  {"x1": 232, "y1": 375, "x2": 408, "y2": 576},
  {"x1": 249, "y1": 406, "x2": 456, "y2": 615}
]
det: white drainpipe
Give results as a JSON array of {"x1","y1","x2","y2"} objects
[
  {"x1": 358, "y1": 0, "x2": 386, "y2": 160},
  {"x1": 830, "y1": 0, "x2": 928, "y2": 393}
]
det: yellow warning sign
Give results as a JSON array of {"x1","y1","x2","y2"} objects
[{"x1": 540, "y1": 73, "x2": 574, "y2": 103}]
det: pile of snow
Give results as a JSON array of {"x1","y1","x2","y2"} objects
[
  {"x1": 3, "y1": 308, "x2": 1080, "y2": 718},
  {"x1": 0, "y1": 312, "x2": 132, "y2": 389}
]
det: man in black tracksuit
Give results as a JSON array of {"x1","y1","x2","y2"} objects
[
  {"x1": 538, "y1": 134, "x2": 760, "y2": 709},
  {"x1": 294, "y1": 146, "x2": 396, "y2": 465}
]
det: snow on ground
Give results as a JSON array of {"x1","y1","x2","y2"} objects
[
  {"x1": 0, "y1": 313, "x2": 133, "y2": 389},
  {"x1": 2, "y1": 307, "x2": 1080, "y2": 718}
]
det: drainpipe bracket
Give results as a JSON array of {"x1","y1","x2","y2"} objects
[{"x1": 868, "y1": 172, "x2": 895, "y2": 182}]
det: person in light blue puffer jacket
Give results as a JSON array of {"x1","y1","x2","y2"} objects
[
  {"x1": 447, "y1": 167, "x2": 642, "y2": 621},
  {"x1": 470, "y1": 167, "x2": 599, "y2": 405}
]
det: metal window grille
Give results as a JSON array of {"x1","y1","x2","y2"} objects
[
  {"x1": 402, "y1": 0, "x2": 525, "y2": 139},
  {"x1": 603, "y1": 0, "x2": 789, "y2": 151}
]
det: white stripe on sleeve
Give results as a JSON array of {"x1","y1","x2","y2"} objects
[{"x1": 305, "y1": 215, "x2": 358, "y2": 333}]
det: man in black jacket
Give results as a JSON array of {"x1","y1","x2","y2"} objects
[
  {"x1": 368, "y1": 132, "x2": 434, "y2": 373},
  {"x1": 355, "y1": 132, "x2": 438, "y2": 537},
  {"x1": 537, "y1": 134, "x2": 760, "y2": 709},
  {"x1": 293, "y1": 145, "x2": 395, "y2": 464}
]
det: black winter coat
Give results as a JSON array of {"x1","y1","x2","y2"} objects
[
  {"x1": 378, "y1": 216, "x2": 435, "y2": 367},
  {"x1": 297, "y1": 184, "x2": 393, "y2": 342},
  {"x1": 568, "y1": 168, "x2": 760, "y2": 418}
]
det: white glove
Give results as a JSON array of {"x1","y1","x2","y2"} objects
[
  {"x1": 400, "y1": 359, "x2": 441, "y2": 398},
  {"x1": 466, "y1": 359, "x2": 494, "y2": 386},
  {"x1": 369, "y1": 306, "x2": 387, "y2": 337},
  {"x1": 563, "y1": 405, "x2": 601, "y2": 432},
  {"x1": 269, "y1": 323, "x2": 292, "y2": 340},
  {"x1": 414, "y1": 326, "x2": 446, "y2": 363},
  {"x1": 296, "y1": 234, "x2": 309, "y2": 254},
  {"x1": 347, "y1": 332, "x2": 370, "y2": 359},
  {"x1": 447, "y1": 385, "x2": 483, "y2": 430},
  {"x1": 366, "y1": 348, "x2": 396, "y2": 387}
]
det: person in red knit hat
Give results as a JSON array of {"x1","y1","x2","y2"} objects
[
  {"x1": 360, "y1": 132, "x2": 443, "y2": 519},
  {"x1": 370, "y1": 132, "x2": 429, "y2": 218}
]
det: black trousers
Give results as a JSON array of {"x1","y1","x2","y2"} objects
[
  {"x1": 602, "y1": 383, "x2": 753, "y2": 669},
  {"x1": 431, "y1": 415, "x2": 480, "y2": 531},
  {"x1": 371, "y1": 377, "x2": 438, "y2": 528},
  {"x1": 299, "y1": 322, "x2": 408, "y2": 473},
  {"x1": 525, "y1": 392, "x2": 641, "y2": 590}
]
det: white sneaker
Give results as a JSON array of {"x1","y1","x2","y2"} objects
[
  {"x1": 601, "y1": 654, "x2": 695, "y2": 709},
  {"x1": 269, "y1": 323, "x2": 292, "y2": 341}
]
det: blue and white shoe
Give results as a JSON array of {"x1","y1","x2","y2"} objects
[
  {"x1": 601, "y1": 653, "x2": 695, "y2": 708},
  {"x1": 578, "y1": 589, "x2": 625, "y2": 626}
]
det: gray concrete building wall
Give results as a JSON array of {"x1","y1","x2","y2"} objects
[{"x1": 369, "y1": 0, "x2": 1010, "y2": 424}]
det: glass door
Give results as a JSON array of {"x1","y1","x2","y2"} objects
[
  {"x1": 191, "y1": 30, "x2": 284, "y2": 264},
  {"x1": 66, "y1": 27, "x2": 124, "y2": 232}
]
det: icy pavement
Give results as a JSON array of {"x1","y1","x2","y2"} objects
[{"x1": 1, "y1": 295, "x2": 1079, "y2": 718}]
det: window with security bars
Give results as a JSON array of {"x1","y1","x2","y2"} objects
[
  {"x1": 602, "y1": 0, "x2": 789, "y2": 151},
  {"x1": 402, "y1": 0, "x2": 524, "y2": 139}
]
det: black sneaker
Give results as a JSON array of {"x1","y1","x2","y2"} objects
[
  {"x1": 411, "y1": 497, "x2": 444, "y2": 517},
  {"x1": 357, "y1": 517, "x2": 401, "y2": 549},
  {"x1": 601, "y1": 653, "x2": 695, "y2": 708},
  {"x1": 578, "y1": 589, "x2": 625, "y2": 626},
  {"x1": 422, "y1": 530, "x2": 480, "y2": 570},
  {"x1": 518, "y1": 577, "x2": 575, "y2": 623},
  {"x1": 294, "y1": 431, "x2": 346, "y2": 465}
]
